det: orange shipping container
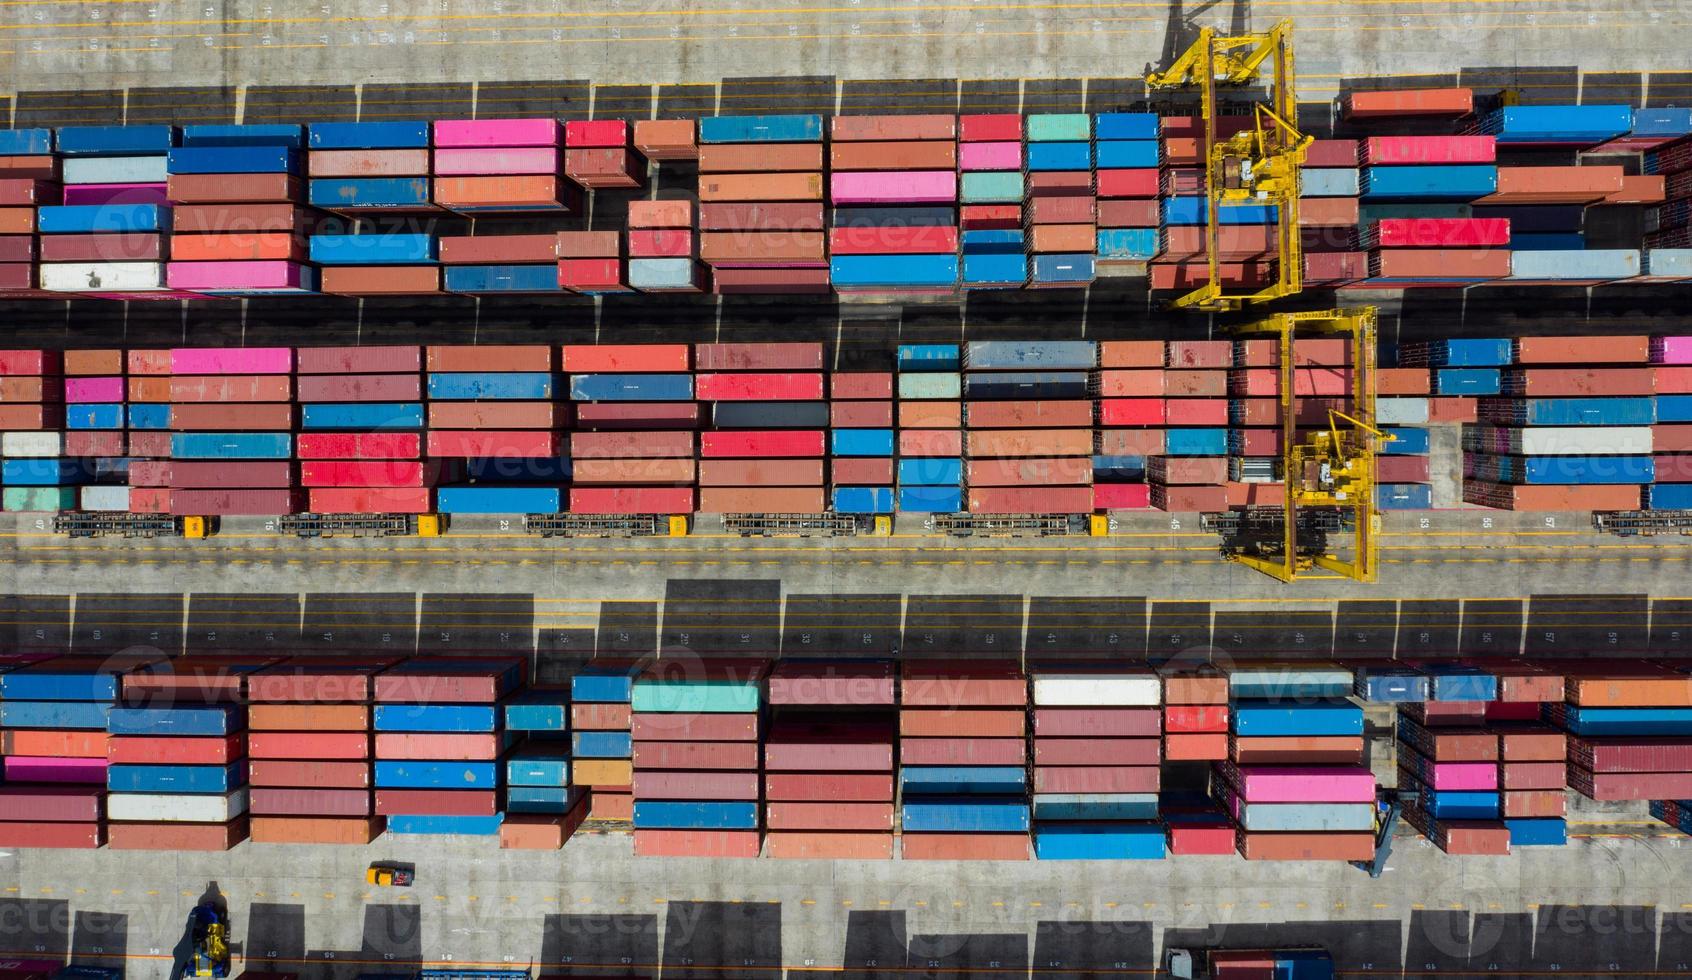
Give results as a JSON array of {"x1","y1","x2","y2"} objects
[
  {"x1": 699, "y1": 232, "x2": 826, "y2": 264},
  {"x1": 627, "y1": 200, "x2": 694, "y2": 229},
  {"x1": 1162, "y1": 673, "x2": 1229, "y2": 704},
  {"x1": 899, "y1": 400, "x2": 962, "y2": 428},
  {"x1": 1097, "y1": 370, "x2": 1165, "y2": 397},
  {"x1": 170, "y1": 232, "x2": 306, "y2": 262},
  {"x1": 320, "y1": 266, "x2": 440, "y2": 295},
  {"x1": 1238, "y1": 831, "x2": 1374, "y2": 861},
  {"x1": 167, "y1": 173, "x2": 302, "y2": 204},
  {"x1": 900, "y1": 429, "x2": 962, "y2": 456},
  {"x1": 831, "y1": 115, "x2": 956, "y2": 141},
  {"x1": 574, "y1": 759, "x2": 634, "y2": 785},
  {"x1": 698, "y1": 143, "x2": 824, "y2": 173},
  {"x1": 247, "y1": 731, "x2": 370, "y2": 760},
  {"x1": 1345, "y1": 88, "x2": 1474, "y2": 118},
  {"x1": 698, "y1": 458, "x2": 824, "y2": 486},
  {"x1": 829, "y1": 141, "x2": 957, "y2": 170},
  {"x1": 434, "y1": 175, "x2": 567, "y2": 208},
  {"x1": 1099, "y1": 340, "x2": 1166, "y2": 368},
  {"x1": 699, "y1": 173, "x2": 824, "y2": 202},
  {"x1": 899, "y1": 708, "x2": 1025, "y2": 738},
  {"x1": 1568, "y1": 674, "x2": 1692, "y2": 707},
  {"x1": 1300, "y1": 197, "x2": 1361, "y2": 227},
  {"x1": 63, "y1": 349, "x2": 123, "y2": 375},
  {"x1": 250, "y1": 816, "x2": 383, "y2": 845},
  {"x1": 1477, "y1": 166, "x2": 1624, "y2": 204},
  {"x1": 966, "y1": 429, "x2": 1093, "y2": 457},
  {"x1": 0, "y1": 377, "x2": 47, "y2": 402},
  {"x1": 248, "y1": 703, "x2": 368, "y2": 731},
  {"x1": 1378, "y1": 367, "x2": 1432, "y2": 395},
  {"x1": 2, "y1": 729, "x2": 108, "y2": 757},
  {"x1": 633, "y1": 119, "x2": 698, "y2": 160},
  {"x1": 1514, "y1": 335, "x2": 1650, "y2": 364},
  {"x1": 570, "y1": 458, "x2": 696, "y2": 484},
  {"x1": 697, "y1": 487, "x2": 824, "y2": 513},
  {"x1": 1031, "y1": 224, "x2": 1097, "y2": 253},
  {"x1": 1373, "y1": 249, "x2": 1511, "y2": 280},
  {"x1": 427, "y1": 402, "x2": 566, "y2": 429},
  {"x1": 0, "y1": 209, "x2": 34, "y2": 234},
  {"x1": 108, "y1": 818, "x2": 248, "y2": 852}
]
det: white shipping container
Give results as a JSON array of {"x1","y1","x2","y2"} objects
[
  {"x1": 1, "y1": 431, "x2": 63, "y2": 457},
  {"x1": 1236, "y1": 801, "x2": 1375, "y2": 832},
  {"x1": 628, "y1": 258, "x2": 698, "y2": 291},
  {"x1": 80, "y1": 485, "x2": 131, "y2": 512},
  {"x1": 1510, "y1": 249, "x2": 1641, "y2": 281},
  {"x1": 1645, "y1": 249, "x2": 1692, "y2": 281},
  {"x1": 1508, "y1": 426, "x2": 1652, "y2": 455},
  {"x1": 1032, "y1": 673, "x2": 1161, "y2": 706},
  {"x1": 1301, "y1": 168, "x2": 1361, "y2": 197},
  {"x1": 1377, "y1": 398, "x2": 1430, "y2": 425},
  {"x1": 62, "y1": 155, "x2": 169, "y2": 185},
  {"x1": 40, "y1": 262, "x2": 166, "y2": 293},
  {"x1": 107, "y1": 787, "x2": 249, "y2": 823}
]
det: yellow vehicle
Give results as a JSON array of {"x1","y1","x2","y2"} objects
[{"x1": 366, "y1": 862, "x2": 414, "y2": 887}]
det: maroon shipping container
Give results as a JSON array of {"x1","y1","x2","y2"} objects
[
  {"x1": 249, "y1": 787, "x2": 372, "y2": 817},
  {"x1": 632, "y1": 741, "x2": 761, "y2": 770},
  {"x1": 1570, "y1": 738, "x2": 1692, "y2": 772},
  {"x1": 0, "y1": 785, "x2": 104, "y2": 822},
  {"x1": 629, "y1": 712, "x2": 759, "y2": 741},
  {"x1": 438, "y1": 234, "x2": 560, "y2": 264},
  {"x1": 831, "y1": 372, "x2": 894, "y2": 399},
  {"x1": 763, "y1": 736, "x2": 894, "y2": 772},
  {"x1": 766, "y1": 661, "x2": 896, "y2": 705},
  {"x1": 698, "y1": 202, "x2": 825, "y2": 231},
  {"x1": 374, "y1": 660, "x2": 523, "y2": 704},
  {"x1": 694, "y1": 342, "x2": 824, "y2": 371},
  {"x1": 66, "y1": 431, "x2": 125, "y2": 456},
  {"x1": 247, "y1": 760, "x2": 372, "y2": 788},
  {"x1": 569, "y1": 430, "x2": 694, "y2": 459},
  {"x1": 134, "y1": 461, "x2": 294, "y2": 489},
  {"x1": 765, "y1": 801, "x2": 894, "y2": 831},
  {"x1": 764, "y1": 772, "x2": 893, "y2": 801},
  {"x1": 898, "y1": 737, "x2": 1026, "y2": 766},
  {"x1": 0, "y1": 822, "x2": 104, "y2": 849},
  {"x1": 632, "y1": 770, "x2": 760, "y2": 800},
  {"x1": 1033, "y1": 707, "x2": 1161, "y2": 737},
  {"x1": 573, "y1": 402, "x2": 702, "y2": 430},
  {"x1": 572, "y1": 702, "x2": 632, "y2": 730},
  {"x1": 966, "y1": 400, "x2": 1094, "y2": 428},
  {"x1": 831, "y1": 401, "x2": 893, "y2": 428},
  {"x1": 1569, "y1": 767, "x2": 1692, "y2": 801},
  {"x1": 1500, "y1": 761, "x2": 1566, "y2": 790},
  {"x1": 171, "y1": 489, "x2": 300, "y2": 516},
  {"x1": 1033, "y1": 737, "x2": 1160, "y2": 766},
  {"x1": 375, "y1": 789, "x2": 497, "y2": 816},
  {"x1": 1376, "y1": 455, "x2": 1431, "y2": 484},
  {"x1": 39, "y1": 233, "x2": 162, "y2": 262},
  {"x1": 168, "y1": 403, "x2": 293, "y2": 430},
  {"x1": 296, "y1": 374, "x2": 422, "y2": 402},
  {"x1": 107, "y1": 817, "x2": 249, "y2": 852},
  {"x1": 1033, "y1": 765, "x2": 1160, "y2": 794},
  {"x1": 295, "y1": 345, "x2": 423, "y2": 374}
]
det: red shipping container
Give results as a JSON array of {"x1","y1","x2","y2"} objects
[
  {"x1": 561, "y1": 343, "x2": 690, "y2": 373},
  {"x1": 0, "y1": 785, "x2": 104, "y2": 822},
  {"x1": 1033, "y1": 707, "x2": 1161, "y2": 737},
  {"x1": 695, "y1": 342, "x2": 824, "y2": 371},
  {"x1": 373, "y1": 733, "x2": 505, "y2": 760},
  {"x1": 1096, "y1": 169, "x2": 1160, "y2": 198},
  {"x1": 764, "y1": 772, "x2": 893, "y2": 801},
  {"x1": 1098, "y1": 398, "x2": 1165, "y2": 426},
  {"x1": 633, "y1": 829, "x2": 761, "y2": 858},
  {"x1": 295, "y1": 374, "x2": 422, "y2": 402},
  {"x1": 3, "y1": 730, "x2": 108, "y2": 758},
  {"x1": 248, "y1": 788, "x2": 372, "y2": 817},
  {"x1": 1033, "y1": 737, "x2": 1160, "y2": 766},
  {"x1": 566, "y1": 119, "x2": 628, "y2": 147},
  {"x1": 171, "y1": 489, "x2": 299, "y2": 516},
  {"x1": 970, "y1": 486, "x2": 1094, "y2": 514},
  {"x1": 961, "y1": 204, "x2": 1022, "y2": 230},
  {"x1": 629, "y1": 712, "x2": 759, "y2": 741},
  {"x1": 902, "y1": 833, "x2": 1028, "y2": 860},
  {"x1": 1166, "y1": 819, "x2": 1236, "y2": 855},
  {"x1": 1165, "y1": 399, "x2": 1228, "y2": 426},
  {"x1": 1503, "y1": 790, "x2": 1567, "y2": 818},
  {"x1": 301, "y1": 461, "x2": 426, "y2": 488},
  {"x1": 1376, "y1": 456, "x2": 1430, "y2": 483},
  {"x1": 1165, "y1": 704, "x2": 1230, "y2": 733},
  {"x1": 899, "y1": 733, "x2": 1027, "y2": 766},
  {"x1": 695, "y1": 373, "x2": 823, "y2": 401},
  {"x1": 248, "y1": 731, "x2": 369, "y2": 760},
  {"x1": 0, "y1": 822, "x2": 104, "y2": 849},
  {"x1": 247, "y1": 760, "x2": 370, "y2": 788},
  {"x1": 1364, "y1": 135, "x2": 1496, "y2": 164},
  {"x1": 1165, "y1": 733, "x2": 1229, "y2": 760},
  {"x1": 569, "y1": 486, "x2": 694, "y2": 514},
  {"x1": 296, "y1": 433, "x2": 421, "y2": 459},
  {"x1": 765, "y1": 802, "x2": 893, "y2": 831},
  {"x1": 828, "y1": 226, "x2": 958, "y2": 255},
  {"x1": 571, "y1": 702, "x2": 632, "y2": 730},
  {"x1": 108, "y1": 734, "x2": 244, "y2": 765},
  {"x1": 632, "y1": 741, "x2": 761, "y2": 770},
  {"x1": 375, "y1": 789, "x2": 497, "y2": 816},
  {"x1": 632, "y1": 770, "x2": 760, "y2": 800},
  {"x1": 628, "y1": 229, "x2": 694, "y2": 258},
  {"x1": 1033, "y1": 765, "x2": 1159, "y2": 794},
  {"x1": 426, "y1": 430, "x2": 562, "y2": 457},
  {"x1": 698, "y1": 202, "x2": 825, "y2": 231},
  {"x1": 308, "y1": 488, "x2": 432, "y2": 514},
  {"x1": 959, "y1": 114, "x2": 1022, "y2": 142},
  {"x1": 1093, "y1": 483, "x2": 1150, "y2": 510},
  {"x1": 558, "y1": 259, "x2": 627, "y2": 291},
  {"x1": 900, "y1": 429, "x2": 962, "y2": 456},
  {"x1": 700, "y1": 429, "x2": 824, "y2": 458}
]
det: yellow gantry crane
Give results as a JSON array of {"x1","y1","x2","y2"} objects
[
  {"x1": 1227, "y1": 308, "x2": 1393, "y2": 583},
  {"x1": 1146, "y1": 19, "x2": 1313, "y2": 311}
]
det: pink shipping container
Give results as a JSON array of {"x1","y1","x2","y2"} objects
[
  {"x1": 5, "y1": 757, "x2": 107, "y2": 783},
  {"x1": 631, "y1": 713, "x2": 760, "y2": 742},
  {"x1": 960, "y1": 143, "x2": 1023, "y2": 170},
  {"x1": 1221, "y1": 764, "x2": 1376, "y2": 802},
  {"x1": 170, "y1": 376, "x2": 293, "y2": 402},
  {"x1": 167, "y1": 261, "x2": 310, "y2": 292},
  {"x1": 570, "y1": 431, "x2": 694, "y2": 458},
  {"x1": 64, "y1": 377, "x2": 124, "y2": 402},
  {"x1": 1372, "y1": 218, "x2": 1511, "y2": 248},
  {"x1": 633, "y1": 741, "x2": 762, "y2": 769},
  {"x1": 830, "y1": 171, "x2": 958, "y2": 204},
  {"x1": 296, "y1": 374, "x2": 422, "y2": 402},
  {"x1": 1094, "y1": 483, "x2": 1152, "y2": 509},
  {"x1": 301, "y1": 461, "x2": 426, "y2": 488},
  {"x1": 296, "y1": 346, "x2": 423, "y2": 374},
  {"x1": 1364, "y1": 136, "x2": 1496, "y2": 164},
  {"x1": 296, "y1": 433, "x2": 421, "y2": 459},
  {"x1": 569, "y1": 487, "x2": 694, "y2": 514},
  {"x1": 172, "y1": 489, "x2": 300, "y2": 516},
  {"x1": 432, "y1": 147, "x2": 560, "y2": 176},
  {"x1": 565, "y1": 120, "x2": 629, "y2": 147},
  {"x1": 700, "y1": 430, "x2": 824, "y2": 458},
  {"x1": 631, "y1": 771, "x2": 760, "y2": 800},
  {"x1": 561, "y1": 344, "x2": 690, "y2": 373},
  {"x1": 695, "y1": 343, "x2": 824, "y2": 371},
  {"x1": 693, "y1": 373, "x2": 823, "y2": 401},
  {"x1": 1417, "y1": 761, "x2": 1498, "y2": 790},
  {"x1": 0, "y1": 350, "x2": 57, "y2": 375},
  {"x1": 309, "y1": 488, "x2": 432, "y2": 514},
  {"x1": 133, "y1": 461, "x2": 292, "y2": 489},
  {"x1": 434, "y1": 118, "x2": 562, "y2": 147},
  {"x1": 1655, "y1": 337, "x2": 1692, "y2": 364},
  {"x1": 1099, "y1": 399, "x2": 1166, "y2": 426},
  {"x1": 171, "y1": 347, "x2": 293, "y2": 375},
  {"x1": 900, "y1": 737, "x2": 1026, "y2": 766}
]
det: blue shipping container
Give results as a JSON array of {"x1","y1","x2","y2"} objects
[
  {"x1": 372, "y1": 704, "x2": 498, "y2": 733},
  {"x1": 900, "y1": 766, "x2": 1027, "y2": 795},
  {"x1": 171, "y1": 433, "x2": 292, "y2": 459},
  {"x1": 1032, "y1": 254, "x2": 1095, "y2": 284},
  {"x1": 373, "y1": 760, "x2": 497, "y2": 788},
  {"x1": 436, "y1": 486, "x2": 561, "y2": 514},
  {"x1": 428, "y1": 373, "x2": 554, "y2": 400},
  {"x1": 1423, "y1": 790, "x2": 1501, "y2": 820},
  {"x1": 127, "y1": 404, "x2": 171, "y2": 429},
  {"x1": 832, "y1": 255, "x2": 958, "y2": 288},
  {"x1": 833, "y1": 487, "x2": 894, "y2": 514},
  {"x1": 1661, "y1": 395, "x2": 1692, "y2": 423},
  {"x1": 167, "y1": 147, "x2": 298, "y2": 175},
  {"x1": 1094, "y1": 141, "x2": 1160, "y2": 169},
  {"x1": 37, "y1": 204, "x2": 167, "y2": 235},
  {"x1": 310, "y1": 234, "x2": 436, "y2": 265},
  {"x1": 572, "y1": 730, "x2": 632, "y2": 758},
  {"x1": 1094, "y1": 113, "x2": 1160, "y2": 140},
  {"x1": 506, "y1": 786, "x2": 584, "y2": 812},
  {"x1": 107, "y1": 762, "x2": 245, "y2": 794},
  {"x1": 182, "y1": 124, "x2": 305, "y2": 149},
  {"x1": 1436, "y1": 368, "x2": 1501, "y2": 396},
  {"x1": 1549, "y1": 705, "x2": 1692, "y2": 736},
  {"x1": 56, "y1": 125, "x2": 175, "y2": 156},
  {"x1": 1163, "y1": 197, "x2": 1279, "y2": 225},
  {"x1": 898, "y1": 486, "x2": 962, "y2": 512},
  {"x1": 444, "y1": 264, "x2": 564, "y2": 293},
  {"x1": 632, "y1": 801, "x2": 759, "y2": 829},
  {"x1": 66, "y1": 404, "x2": 124, "y2": 430},
  {"x1": 506, "y1": 750, "x2": 572, "y2": 787},
  {"x1": 1506, "y1": 818, "x2": 1567, "y2": 846},
  {"x1": 387, "y1": 814, "x2": 503, "y2": 835},
  {"x1": 0, "y1": 129, "x2": 53, "y2": 155},
  {"x1": 106, "y1": 706, "x2": 241, "y2": 736},
  {"x1": 901, "y1": 798, "x2": 1030, "y2": 833},
  {"x1": 1232, "y1": 702, "x2": 1364, "y2": 737},
  {"x1": 961, "y1": 229, "x2": 1025, "y2": 252},
  {"x1": 699, "y1": 115, "x2": 823, "y2": 143},
  {"x1": 572, "y1": 663, "x2": 642, "y2": 703},
  {"x1": 1035, "y1": 823, "x2": 1166, "y2": 860},
  {"x1": 1166, "y1": 428, "x2": 1228, "y2": 456},
  {"x1": 2, "y1": 459, "x2": 90, "y2": 485},
  {"x1": 1379, "y1": 428, "x2": 1431, "y2": 454},
  {"x1": 0, "y1": 700, "x2": 112, "y2": 729},
  {"x1": 898, "y1": 457, "x2": 962, "y2": 486},
  {"x1": 964, "y1": 340, "x2": 1096, "y2": 371},
  {"x1": 300, "y1": 402, "x2": 425, "y2": 430},
  {"x1": 569, "y1": 374, "x2": 693, "y2": 402},
  {"x1": 1648, "y1": 484, "x2": 1692, "y2": 510},
  {"x1": 1026, "y1": 142, "x2": 1093, "y2": 172},
  {"x1": 1508, "y1": 397, "x2": 1656, "y2": 426},
  {"x1": 831, "y1": 429, "x2": 895, "y2": 457},
  {"x1": 1362, "y1": 165, "x2": 1498, "y2": 200},
  {"x1": 1482, "y1": 105, "x2": 1632, "y2": 143},
  {"x1": 1030, "y1": 793, "x2": 1159, "y2": 821},
  {"x1": 308, "y1": 121, "x2": 431, "y2": 150},
  {"x1": 897, "y1": 344, "x2": 960, "y2": 370},
  {"x1": 1354, "y1": 669, "x2": 1430, "y2": 703},
  {"x1": 309, "y1": 178, "x2": 432, "y2": 210},
  {"x1": 504, "y1": 693, "x2": 568, "y2": 731},
  {"x1": 1097, "y1": 228, "x2": 1160, "y2": 261},
  {"x1": 963, "y1": 255, "x2": 1028, "y2": 287},
  {"x1": 1378, "y1": 484, "x2": 1433, "y2": 510},
  {"x1": 1426, "y1": 665, "x2": 1500, "y2": 702},
  {"x1": 962, "y1": 371, "x2": 1088, "y2": 399},
  {"x1": 628, "y1": 258, "x2": 698, "y2": 290},
  {"x1": 1510, "y1": 249, "x2": 1640, "y2": 280}
]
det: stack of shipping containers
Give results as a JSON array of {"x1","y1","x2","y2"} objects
[
  {"x1": 0, "y1": 657, "x2": 123, "y2": 847},
  {"x1": 556, "y1": 228, "x2": 629, "y2": 294},
  {"x1": 1561, "y1": 666, "x2": 1692, "y2": 809},
  {"x1": 246, "y1": 658, "x2": 388, "y2": 846},
  {"x1": 564, "y1": 344, "x2": 696, "y2": 518},
  {"x1": 829, "y1": 368, "x2": 896, "y2": 518},
  {"x1": 1025, "y1": 113, "x2": 1096, "y2": 289},
  {"x1": 828, "y1": 114, "x2": 959, "y2": 294},
  {"x1": 1161, "y1": 667, "x2": 1229, "y2": 764},
  {"x1": 1483, "y1": 664, "x2": 1570, "y2": 848},
  {"x1": 165, "y1": 126, "x2": 314, "y2": 295},
  {"x1": 307, "y1": 121, "x2": 437, "y2": 296},
  {"x1": 121, "y1": 349, "x2": 171, "y2": 514},
  {"x1": 696, "y1": 114, "x2": 828, "y2": 294},
  {"x1": 1393, "y1": 668, "x2": 1513, "y2": 856},
  {"x1": 696, "y1": 342, "x2": 826, "y2": 514},
  {"x1": 428, "y1": 345, "x2": 564, "y2": 516},
  {"x1": 162, "y1": 347, "x2": 298, "y2": 517},
  {"x1": 372, "y1": 658, "x2": 523, "y2": 837},
  {"x1": 433, "y1": 118, "x2": 572, "y2": 296},
  {"x1": 0, "y1": 128, "x2": 53, "y2": 296},
  {"x1": 898, "y1": 662, "x2": 1030, "y2": 860},
  {"x1": 297, "y1": 345, "x2": 430, "y2": 515},
  {"x1": 500, "y1": 689, "x2": 589, "y2": 850},
  {"x1": 625, "y1": 200, "x2": 696, "y2": 293},
  {"x1": 1029, "y1": 666, "x2": 1165, "y2": 860},
  {"x1": 62, "y1": 350, "x2": 125, "y2": 513},
  {"x1": 565, "y1": 119, "x2": 643, "y2": 195},
  {"x1": 570, "y1": 659, "x2": 643, "y2": 823},
  {"x1": 630, "y1": 660, "x2": 767, "y2": 858},
  {"x1": 41, "y1": 125, "x2": 174, "y2": 297},
  {"x1": 1093, "y1": 113, "x2": 1162, "y2": 275},
  {"x1": 1153, "y1": 340, "x2": 1230, "y2": 512},
  {"x1": 1650, "y1": 336, "x2": 1692, "y2": 509},
  {"x1": 763, "y1": 661, "x2": 897, "y2": 859},
  {"x1": 1357, "y1": 133, "x2": 1502, "y2": 286},
  {"x1": 1219, "y1": 664, "x2": 1376, "y2": 861},
  {"x1": 1464, "y1": 336, "x2": 1654, "y2": 511},
  {"x1": 896, "y1": 344, "x2": 963, "y2": 514},
  {"x1": 958, "y1": 113, "x2": 1027, "y2": 289},
  {"x1": 1301, "y1": 138, "x2": 1364, "y2": 287},
  {"x1": 1093, "y1": 340, "x2": 1165, "y2": 511},
  {"x1": 962, "y1": 340, "x2": 1094, "y2": 514},
  {"x1": 633, "y1": 119, "x2": 698, "y2": 165},
  {"x1": 104, "y1": 687, "x2": 249, "y2": 851}
]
